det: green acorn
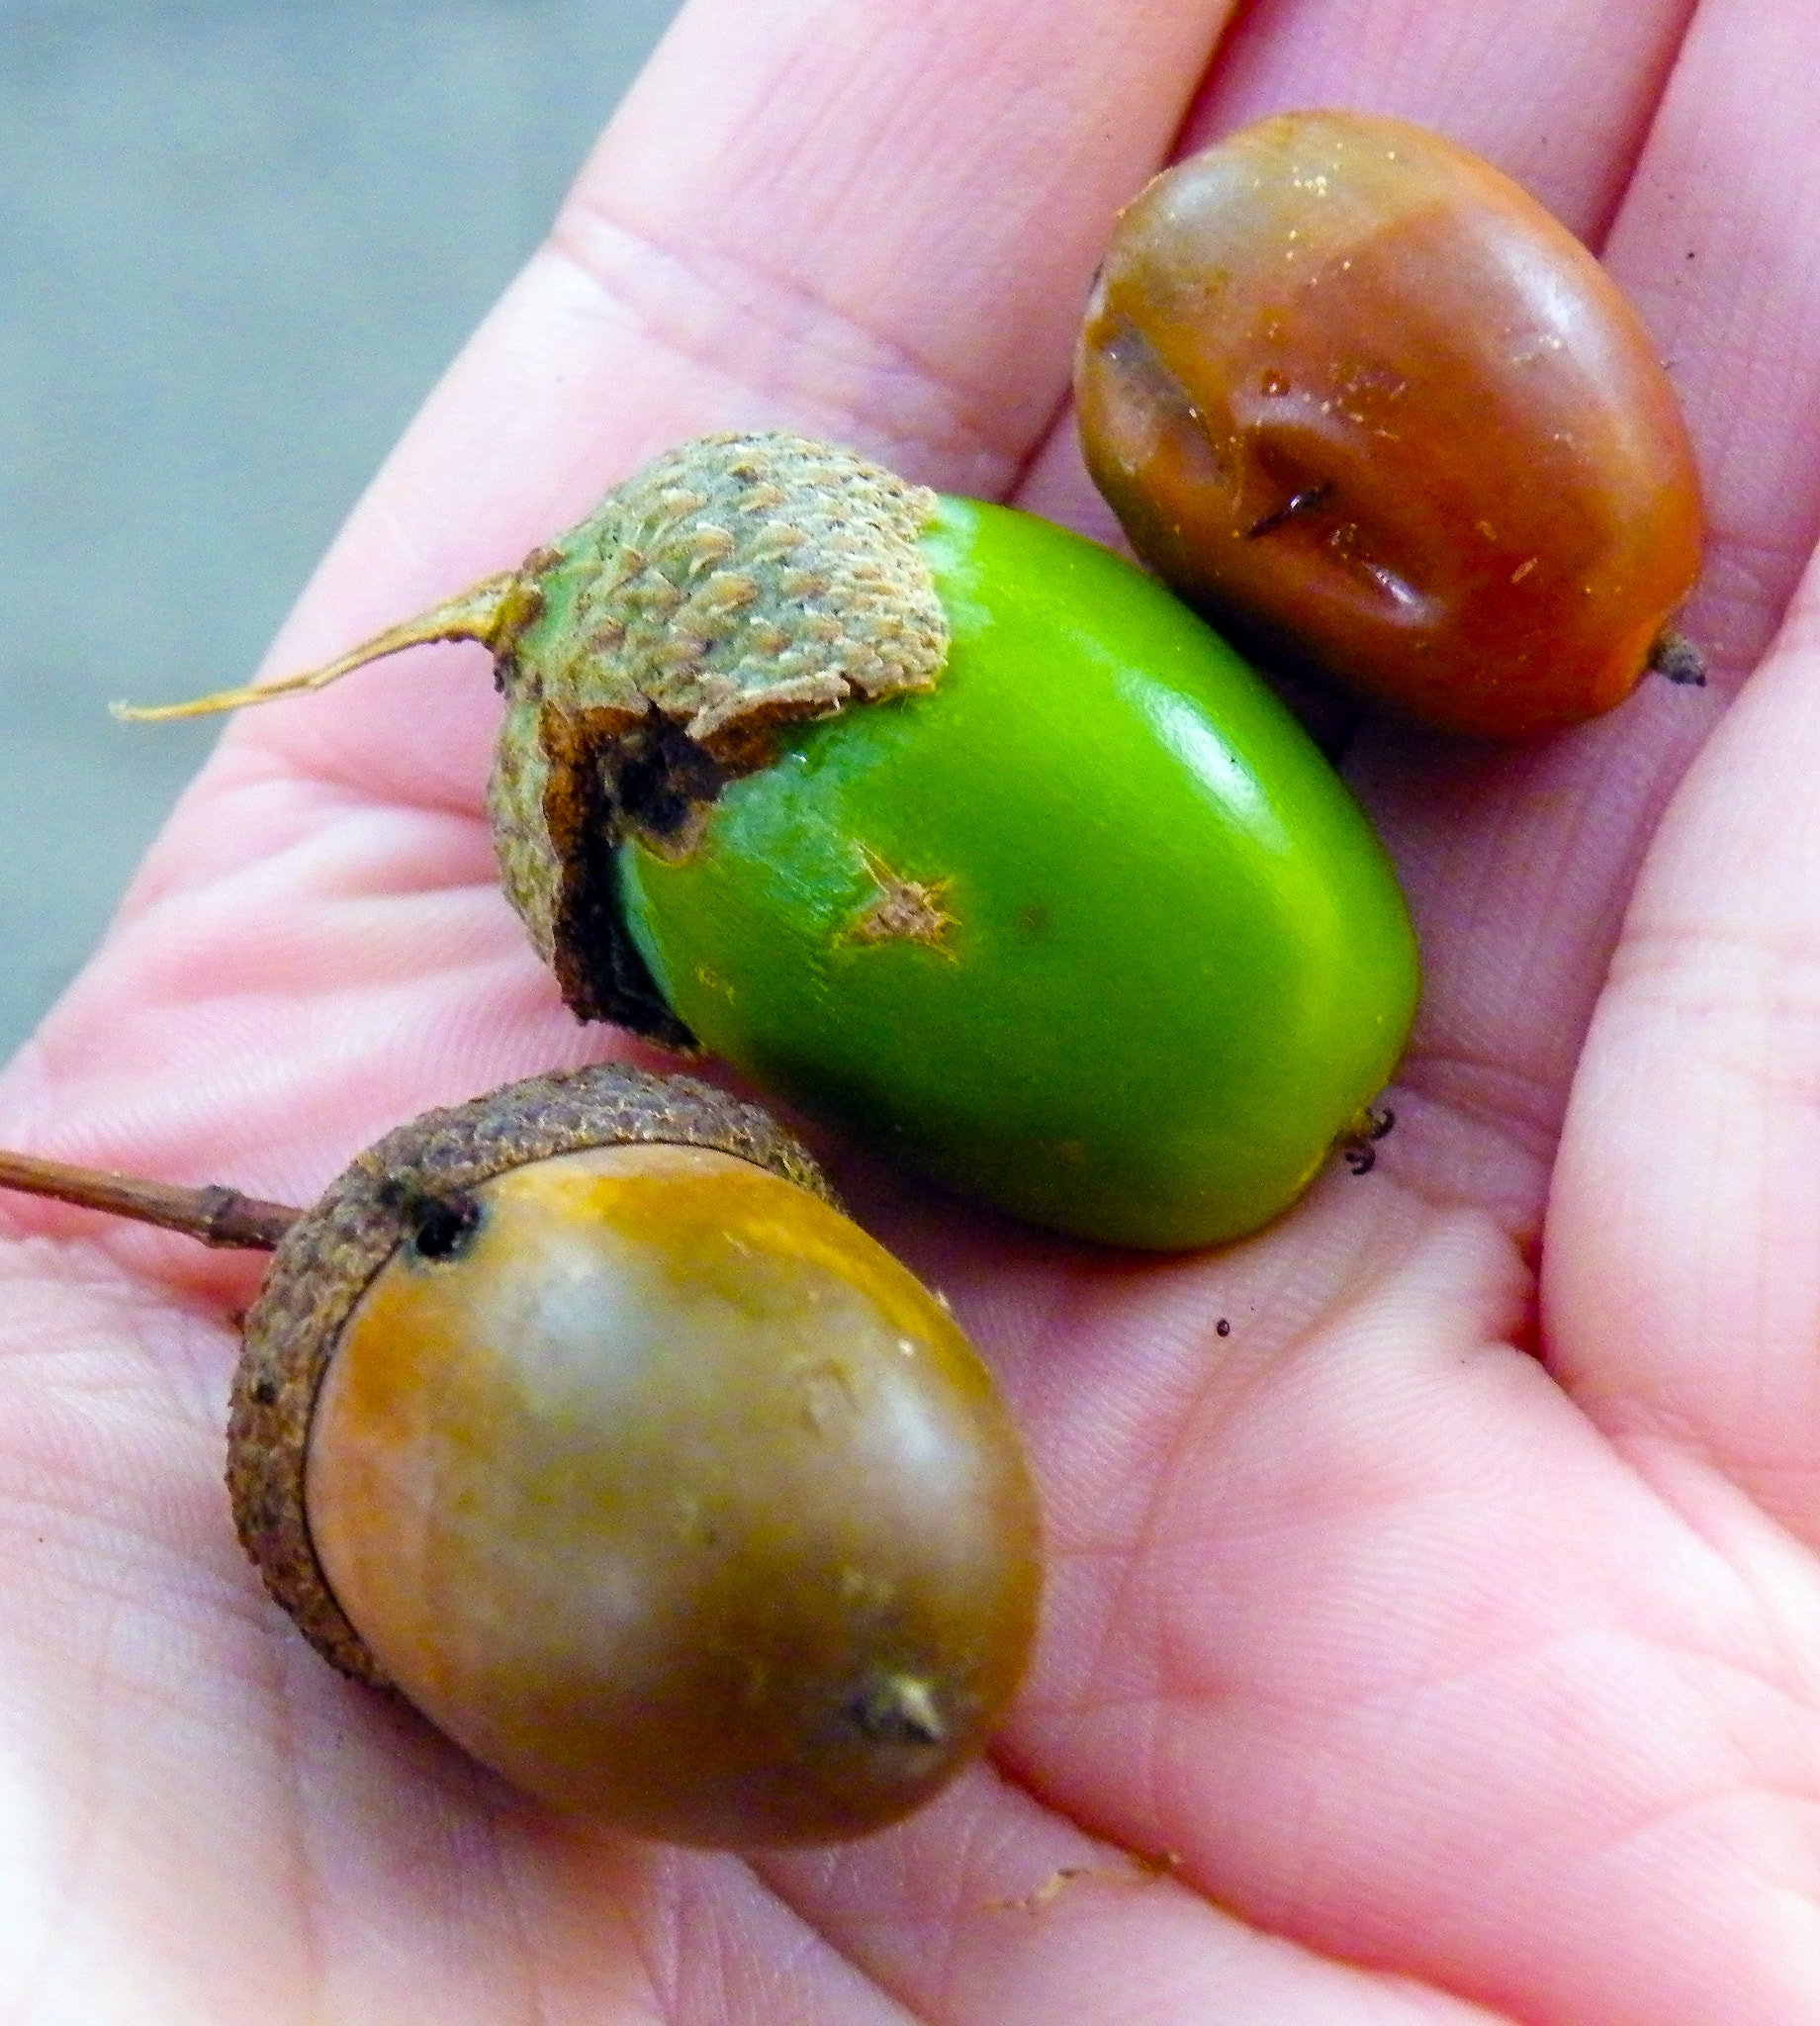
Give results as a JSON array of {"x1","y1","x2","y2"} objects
[{"x1": 130, "y1": 432, "x2": 1418, "y2": 1249}]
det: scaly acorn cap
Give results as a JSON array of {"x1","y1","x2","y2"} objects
[
  {"x1": 122, "y1": 433, "x2": 950, "y2": 1047},
  {"x1": 228, "y1": 1061, "x2": 836, "y2": 1685}
]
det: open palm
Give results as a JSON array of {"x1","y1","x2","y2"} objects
[{"x1": 4, "y1": 1, "x2": 1818, "y2": 2018}]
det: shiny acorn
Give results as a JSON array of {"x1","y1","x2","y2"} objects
[
  {"x1": 0, "y1": 1065, "x2": 1043, "y2": 1848},
  {"x1": 1075, "y1": 110, "x2": 1705, "y2": 738},
  {"x1": 128, "y1": 432, "x2": 1420, "y2": 1249}
]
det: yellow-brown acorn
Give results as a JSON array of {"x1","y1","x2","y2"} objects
[{"x1": 3, "y1": 1063, "x2": 1043, "y2": 1849}]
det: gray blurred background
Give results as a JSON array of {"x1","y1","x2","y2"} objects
[{"x1": 0, "y1": 0, "x2": 684, "y2": 1060}]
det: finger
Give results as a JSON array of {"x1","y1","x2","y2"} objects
[
  {"x1": 1239, "y1": 0, "x2": 1820, "y2": 1284},
  {"x1": 6, "y1": 0, "x2": 1241, "y2": 1186},
  {"x1": 1546, "y1": 539, "x2": 1820, "y2": 1522},
  {"x1": 1539, "y1": 0, "x2": 1820, "y2": 1535}
]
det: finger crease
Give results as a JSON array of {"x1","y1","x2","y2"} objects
[{"x1": 544, "y1": 194, "x2": 1031, "y2": 495}]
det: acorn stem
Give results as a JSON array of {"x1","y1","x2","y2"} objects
[
  {"x1": 0, "y1": 1149, "x2": 301, "y2": 1249},
  {"x1": 110, "y1": 569, "x2": 531, "y2": 723}
]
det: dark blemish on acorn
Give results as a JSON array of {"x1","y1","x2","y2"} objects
[
  {"x1": 406, "y1": 1191, "x2": 484, "y2": 1263},
  {"x1": 1246, "y1": 481, "x2": 1334, "y2": 539},
  {"x1": 602, "y1": 714, "x2": 733, "y2": 859},
  {"x1": 848, "y1": 847, "x2": 957, "y2": 953}
]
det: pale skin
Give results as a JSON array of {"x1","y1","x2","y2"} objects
[{"x1": 3, "y1": 0, "x2": 1819, "y2": 2017}]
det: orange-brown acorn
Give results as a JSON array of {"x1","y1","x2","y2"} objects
[
  {"x1": 2, "y1": 1063, "x2": 1043, "y2": 1849},
  {"x1": 1075, "y1": 111, "x2": 1705, "y2": 738}
]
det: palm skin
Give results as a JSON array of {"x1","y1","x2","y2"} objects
[{"x1": 4, "y1": 0, "x2": 1820, "y2": 2017}]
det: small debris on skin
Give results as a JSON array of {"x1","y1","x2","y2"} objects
[
  {"x1": 986, "y1": 1850, "x2": 1182, "y2": 1914},
  {"x1": 1341, "y1": 1103, "x2": 1396, "y2": 1175}
]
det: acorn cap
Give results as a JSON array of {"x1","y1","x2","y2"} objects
[
  {"x1": 487, "y1": 432, "x2": 949, "y2": 1039},
  {"x1": 228, "y1": 1062, "x2": 836, "y2": 1684},
  {"x1": 116, "y1": 432, "x2": 949, "y2": 1050}
]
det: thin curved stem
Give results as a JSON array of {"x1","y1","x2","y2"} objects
[
  {"x1": 110, "y1": 569, "x2": 529, "y2": 723},
  {"x1": 0, "y1": 1150, "x2": 301, "y2": 1250}
]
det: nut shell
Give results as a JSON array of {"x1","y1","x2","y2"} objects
[{"x1": 228, "y1": 1063, "x2": 833, "y2": 1683}]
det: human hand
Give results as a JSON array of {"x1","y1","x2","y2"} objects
[{"x1": 3, "y1": 1, "x2": 1817, "y2": 2018}]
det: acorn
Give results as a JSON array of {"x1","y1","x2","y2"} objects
[
  {"x1": 126, "y1": 432, "x2": 1419, "y2": 1248},
  {"x1": 0, "y1": 1063, "x2": 1043, "y2": 1848},
  {"x1": 1073, "y1": 111, "x2": 1706, "y2": 738}
]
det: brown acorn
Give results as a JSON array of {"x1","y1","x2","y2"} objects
[{"x1": 0, "y1": 1063, "x2": 1043, "y2": 1848}]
